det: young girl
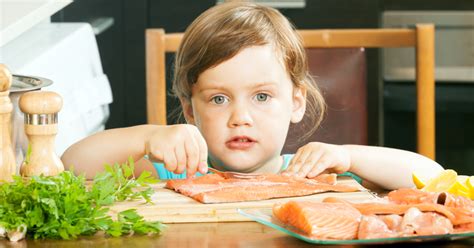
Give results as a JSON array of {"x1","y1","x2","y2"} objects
[{"x1": 61, "y1": 2, "x2": 443, "y2": 190}]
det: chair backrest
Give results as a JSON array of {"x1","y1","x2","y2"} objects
[
  {"x1": 283, "y1": 47, "x2": 368, "y2": 154},
  {"x1": 146, "y1": 25, "x2": 435, "y2": 159}
]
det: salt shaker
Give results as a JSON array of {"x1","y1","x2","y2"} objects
[
  {"x1": 19, "y1": 91, "x2": 64, "y2": 176},
  {"x1": 0, "y1": 64, "x2": 17, "y2": 181}
]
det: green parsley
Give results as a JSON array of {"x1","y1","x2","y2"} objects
[{"x1": 0, "y1": 158, "x2": 165, "y2": 241}]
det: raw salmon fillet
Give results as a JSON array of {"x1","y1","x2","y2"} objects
[
  {"x1": 323, "y1": 196, "x2": 472, "y2": 226},
  {"x1": 165, "y1": 173, "x2": 359, "y2": 203},
  {"x1": 357, "y1": 208, "x2": 454, "y2": 239},
  {"x1": 357, "y1": 215, "x2": 400, "y2": 239},
  {"x1": 454, "y1": 222, "x2": 474, "y2": 233},
  {"x1": 387, "y1": 188, "x2": 474, "y2": 226},
  {"x1": 272, "y1": 188, "x2": 474, "y2": 241},
  {"x1": 388, "y1": 188, "x2": 474, "y2": 209},
  {"x1": 338, "y1": 202, "x2": 456, "y2": 224},
  {"x1": 400, "y1": 207, "x2": 453, "y2": 236},
  {"x1": 273, "y1": 201, "x2": 362, "y2": 240}
]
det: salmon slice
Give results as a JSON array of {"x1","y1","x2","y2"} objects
[
  {"x1": 165, "y1": 173, "x2": 359, "y2": 203},
  {"x1": 165, "y1": 174, "x2": 224, "y2": 190},
  {"x1": 440, "y1": 192, "x2": 474, "y2": 209},
  {"x1": 387, "y1": 188, "x2": 474, "y2": 225},
  {"x1": 388, "y1": 188, "x2": 474, "y2": 210},
  {"x1": 454, "y1": 222, "x2": 474, "y2": 233},
  {"x1": 351, "y1": 203, "x2": 456, "y2": 222},
  {"x1": 194, "y1": 182, "x2": 358, "y2": 203},
  {"x1": 322, "y1": 197, "x2": 467, "y2": 225},
  {"x1": 387, "y1": 188, "x2": 440, "y2": 205},
  {"x1": 400, "y1": 207, "x2": 453, "y2": 236},
  {"x1": 274, "y1": 197, "x2": 471, "y2": 240},
  {"x1": 357, "y1": 215, "x2": 400, "y2": 239},
  {"x1": 359, "y1": 208, "x2": 454, "y2": 238},
  {"x1": 273, "y1": 201, "x2": 362, "y2": 240},
  {"x1": 312, "y1": 173, "x2": 337, "y2": 185},
  {"x1": 447, "y1": 207, "x2": 474, "y2": 226},
  {"x1": 380, "y1": 214, "x2": 403, "y2": 231}
]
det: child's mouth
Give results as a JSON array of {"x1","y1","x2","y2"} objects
[{"x1": 226, "y1": 136, "x2": 256, "y2": 150}]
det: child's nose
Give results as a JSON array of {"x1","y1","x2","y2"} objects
[{"x1": 228, "y1": 102, "x2": 253, "y2": 127}]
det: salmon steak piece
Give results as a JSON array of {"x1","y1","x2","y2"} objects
[
  {"x1": 357, "y1": 215, "x2": 401, "y2": 239},
  {"x1": 400, "y1": 207, "x2": 453, "y2": 236},
  {"x1": 165, "y1": 173, "x2": 360, "y2": 204},
  {"x1": 388, "y1": 188, "x2": 474, "y2": 210},
  {"x1": 273, "y1": 201, "x2": 362, "y2": 240},
  {"x1": 358, "y1": 208, "x2": 454, "y2": 239},
  {"x1": 270, "y1": 189, "x2": 474, "y2": 241},
  {"x1": 454, "y1": 222, "x2": 474, "y2": 233},
  {"x1": 323, "y1": 196, "x2": 472, "y2": 226},
  {"x1": 387, "y1": 188, "x2": 474, "y2": 225}
]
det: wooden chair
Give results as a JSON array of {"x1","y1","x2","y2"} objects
[{"x1": 146, "y1": 25, "x2": 435, "y2": 159}]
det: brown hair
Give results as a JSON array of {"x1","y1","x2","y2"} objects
[{"x1": 172, "y1": 2, "x2": 326, "y2": 139}]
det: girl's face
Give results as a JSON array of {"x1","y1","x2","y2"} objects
[{"x1": 182, "y1": 45, "x2": 306, "y2": 173}]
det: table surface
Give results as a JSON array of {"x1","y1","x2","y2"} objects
[
  {"x1": 1, "y1": 222, "x2": 473, "y2": 248},
  {"x1": 1, "y1": 180, "x2": 472, "y2": 247}
]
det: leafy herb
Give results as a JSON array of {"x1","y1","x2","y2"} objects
[
  {"x1": 23, "y1": 144, "x2": 32, "y2": 165},
  {"x1": 90, "y1": 157, "x2": 157, "y2": 205},
  {"x1": 0, "y1": 159, "x2": 164, "y2": 241}
]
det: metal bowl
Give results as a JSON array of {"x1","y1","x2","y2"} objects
[{"x1": 11, "y1": 75, "x2": 52, "y2": 93}]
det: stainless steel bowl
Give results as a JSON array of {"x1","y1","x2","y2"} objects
[
  {"x1": 11, "y1": 75, "x2": 53, "y2": 170},
  {"x1": 11, "y1": 75, "x2": 52, "y2": 92}
]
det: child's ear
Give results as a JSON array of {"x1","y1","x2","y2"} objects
[
  {"x1": 180, "y1": 98, "x2": 195, "y2": 124},
  {"x1": 291, "y1": 86, "x2": 306, "y2": 123}
]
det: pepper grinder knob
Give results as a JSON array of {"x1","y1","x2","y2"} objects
[
  {"x1": 0, "y1": 64, "x2": 12, "y2": 90},
  {"x1": 0, "y1": 64, "x2": 16, "y2": 182},
  {"x1": 19, "y1": 90, "x2": 64, "y2": 176}
]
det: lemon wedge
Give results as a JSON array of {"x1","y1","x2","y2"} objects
[
  {"x1": 421, "y1": 169, "x2": 458, "y2": 192},
  {"x1": 466, "y1": 176, "x2": 474, "y2": 200},
  {"x1": 466, "y1": 176, "x2": 474, "y2": 190},
  {"x1": 412, "y1": 172, "x2": 426, "y2": 189},
  {"x1": 447, "y1": 181, "x2": 471, "y2": 199},
  {"x1": 456, "y1": 175, "x2": 469, "y2": 184}
]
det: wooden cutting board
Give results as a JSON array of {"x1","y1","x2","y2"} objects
[{"x1": 109, "y1": 176, "x2": 376, "y2": 223}]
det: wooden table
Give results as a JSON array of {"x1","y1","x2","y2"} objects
[
  {"x1": 1, "y1": 178, "x2": 472, "y2": 247},
  {"x1": 1, "y1": 222, "x2": 473, "y2": 247}
]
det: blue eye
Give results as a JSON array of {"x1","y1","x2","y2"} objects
[
  {"x1": 255, "y1": 93, "x2": 269, "y2": 102},
  {"x1": 211, "y1": 95, "x2": 228, "y2": 104}
]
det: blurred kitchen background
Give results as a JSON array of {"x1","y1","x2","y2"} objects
[{"x1": 1, "y1": 0, "x2": 473, "y2": 174}]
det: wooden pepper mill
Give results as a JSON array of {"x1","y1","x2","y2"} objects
[
  {"x1": 19, "y1": 90, "x2": 64, "y2": 176},
  {"x1": 0, "y1": 64, "x2": 17, "y2": 182}
]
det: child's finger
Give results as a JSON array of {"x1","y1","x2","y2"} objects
[
  {"x1": 174, "y1": 144, "x2": 187, "y2": 175},
  {"x1": 295, "y1": 163, "x2": 314, "y2": 178},
  {"x1": 283, "y1": 148, "x2": 310, "y2": 175},
  {"x1": 147, "y1": 149, "x2": 163, "y2": 163},
  {"x1": 163, "y1": 150, "x2": 178, "y2": 173},
  {"x1": 295, "y1": 151, "x2": 324, "y2": 177},
  {"x1": 285, "y1": 148, "x2": 318, "y2": 176},
  {"x1": 307, "y1": 160, "x2": 331, "y2": 178},
  {"x1": 196, "y1": 134, "x2": 208, "y2": 174},
  {"x1": 174, "y1": 163, "x2": 186, "y2": 175},
  {"x1": 185, "y1": 137, "x2": 200, "y2": 177}
]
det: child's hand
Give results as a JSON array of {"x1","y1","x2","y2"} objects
[
  {"x1": 145, "y1": 124, "x2": 208, "y2": 177},
  {"x1": 282, "y1": 142, "x2": 351, "y2": 178}
]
